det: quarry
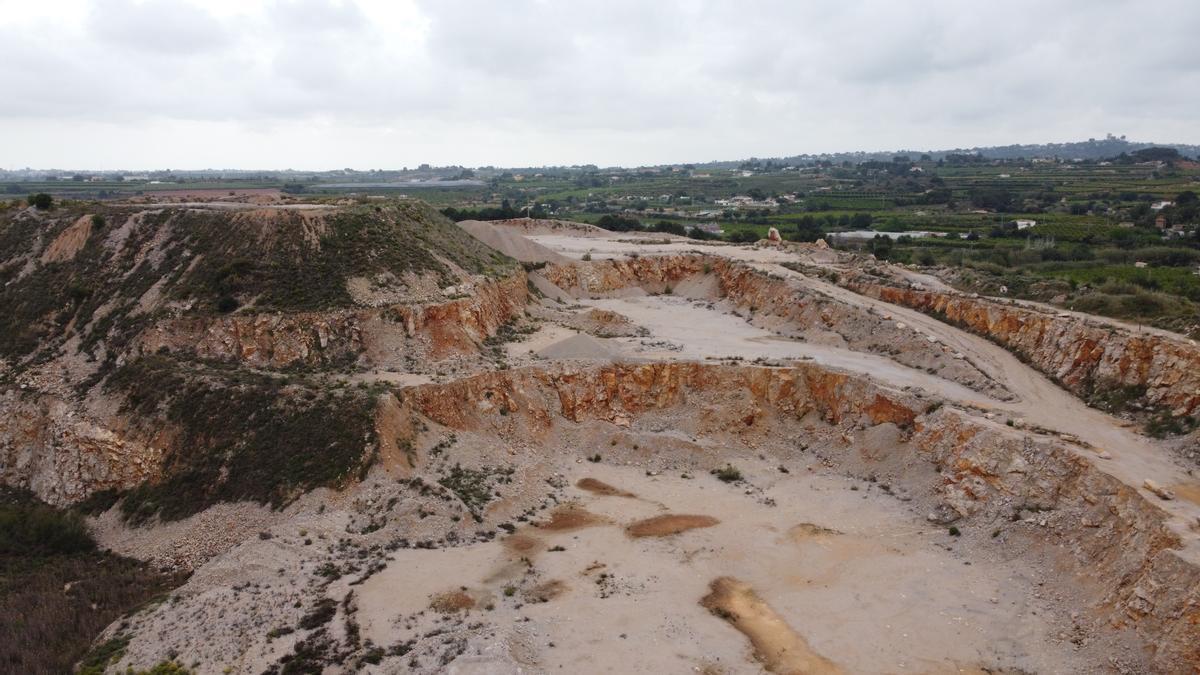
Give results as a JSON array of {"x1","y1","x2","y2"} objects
[{"x1": 1, "y1": 201, "x2": 1198, "y2": 674}]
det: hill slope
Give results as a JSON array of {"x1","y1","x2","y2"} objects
[{"x1": 0, "y1": 200, "x2": 516, "y2": 368}]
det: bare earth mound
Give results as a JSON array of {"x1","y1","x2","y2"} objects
[
  {"x1": 535, "y1": 333, "x2": 619, "y2": 360},
  {"x1": 576, "y1": 477, "x2": 636, "y2": 498},
  {"x1": 535, "y1": 505, "x2": 608, "y2": 531},
  {"x1": 429, "y1": 590, "x2": 475, "y2": 613},
  {"x1": 701, "y1": 576, "x2": 844, "y2": 675},
  {"x1": 458, "y1": 219, "x2": 571, "y2": 264}
]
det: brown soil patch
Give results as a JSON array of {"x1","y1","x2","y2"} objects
[
  {"x1": 576, "y1": 477, "x2": 636, "y2": 498},
  {"x1": 429, "y1": 590, "x2": 475, "y2": 613},
  {"x1": 523, "y1": 579, "x2": 567, "y2": 603},
  {"x1": 701, "y1": 577, "x2": 843, "y2": 675},
  {"x1": 626, "y1": 514, "x2": 719, "y2": 538},
  {"x1": 536, "y1": 505, "x2": 608, "y2": 531},
  {"x1": 1170, "y1": 482, "x2": 1200, "y2": 506},
  {"x1": 503, "y1": 534, "x2": 543, "y2": 555}
]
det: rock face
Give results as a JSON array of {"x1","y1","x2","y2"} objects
[
  {"x1": 0, "y1": 202, "x2": 527, "y2": 507},
  {"x1": 0, "y1": 392, "x2": 163, "y2": 505},
  {"x1": 397, "y1": 361, "x2": 1198, "y2": 672},
  {"x1": 137, "y1": 271, "x2": 528, "y2": 368},
  {"x1": 848, "y1": 279, "x2": 1200, "y2": 419},
  {"x1": 401, "y1": 361, "x2": 920, "y2": 438},
  {"x1": 913, "y1": 409, "x2": 1200, "y2": 671},
  {"x1": 541, "y1": 255, "x2": 1006, "y2": 397}
]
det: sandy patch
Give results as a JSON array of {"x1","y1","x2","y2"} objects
[
  {"x1": 340, "y1": 464, "x2": 1095, "y2": 673},
  {"x1": 626, "y1": 514, "x2": 719, "y2": 537},
  {"x1": 701, "y1": 576, "x2": 844, "y2": 675},
  {"x1": 41, "y1": 215, "x2": 93, "y2": 263},
  {"x1": 503, "y1": 533, "x2": 544, "y2": 555},
  {"x1": 1171, "y1": 482, "x2": 1200, "y2": 506}
]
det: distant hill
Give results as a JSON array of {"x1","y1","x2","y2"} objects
[{"x1": 723, "y1": 137, "x2": 1200, "y2": 167}]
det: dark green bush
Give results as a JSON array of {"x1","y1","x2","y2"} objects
[{"x1": 0, "y1": 495, "x2": 94, "y2": 555}]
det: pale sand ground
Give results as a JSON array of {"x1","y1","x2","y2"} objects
[
  {"x1": 354, "y1": 462, "x2": 1088, "y2": 674},
  {"x1": 571, "y1": 294, "x2": 987, "y2": 401}
]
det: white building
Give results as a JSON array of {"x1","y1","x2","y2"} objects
[{"x1": 1014, "y1": 219, "x2": 1037, "y2": 230}]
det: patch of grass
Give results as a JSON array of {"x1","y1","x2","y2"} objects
[
  {"x1": 173, "y1": 201, "x2": 517, "y2": 313},
  {"x1": 1086, "y1": 381, "x2": 1149, "y2": 415},
  {"x1": 78, "y1": 635, "x2": 131, "y2": 675}
]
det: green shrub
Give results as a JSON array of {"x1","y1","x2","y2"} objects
[
  {"x1": 711, "y1": 465, "x2": 742, "y2": 483},
  {"x1": 0, "y1": 493, "x2": 94, "y2": 556},
  {"x1": 1, "y1": 491, "x2": 184, "y2": 675},
  {"x1": 106, "y1": 356, "x2": 379, "y2": 523}
]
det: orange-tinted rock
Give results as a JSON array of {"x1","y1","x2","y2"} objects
[
  {"x1": 848, "y1": 280, "x2": 1200, "y2": 418},
  {"x1": 138, "y1": 272, "x2": 528, "y2": 368}
]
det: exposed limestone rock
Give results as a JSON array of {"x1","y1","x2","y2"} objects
[
  {"x1": 399, "y1": 362, "x2": 920, "y2": 441},
  {"x1": 137, "y1": 271, "x2": 528, "y2": 368},
  {"x1": 912, "y1": 408, "x2": 1199, "y2": 671},
  {"x1": 0, "y1": 392, "x2": 162, "y2": 505},
  {"x1": 847, "y1": 279, "x2": 1200, "y2": 419}
]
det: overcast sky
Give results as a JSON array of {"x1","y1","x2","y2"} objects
[{"x1": 1, "y1": 0, "x2": 1197, "y2": 170}]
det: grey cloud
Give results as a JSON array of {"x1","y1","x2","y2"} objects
[
  {"x1": 0, "y1": 0, "x2": 1197, "y2": 168},
  {"x1": 89, "y1": 0, "x2": 233, "y2": 55}
]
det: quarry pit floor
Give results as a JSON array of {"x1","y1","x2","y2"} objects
[{"x1": 355, "y1": 462, "x2": 1095, "y2": 674}]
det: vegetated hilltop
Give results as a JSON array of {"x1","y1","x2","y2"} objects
[
  {"x1": 0, "y1": 199, "x2": 515, "y2": 368},
  {"x1": 0, "y1": 199, "x2": 524, "y2": 519}
]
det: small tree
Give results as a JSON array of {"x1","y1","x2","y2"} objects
[{"x1": 29, "y1": 193, "x2": 53, "y2": 210}]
